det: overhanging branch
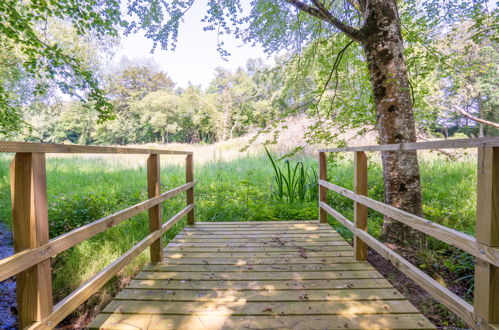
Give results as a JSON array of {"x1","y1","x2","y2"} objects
[
  {"x1": 282, "y1": 0, "x2": 362, "y2": 41},
  {"x1": 456, "y1": 107, "x2": 499, "y2": 129}
]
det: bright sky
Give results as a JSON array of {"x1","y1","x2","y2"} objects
[{"x1": 116, "y1": 1, "x2": 272, "y2": 88}]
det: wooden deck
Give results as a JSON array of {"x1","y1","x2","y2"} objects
[{"x1": 89, "y1": 221, "x2": 434, "y2": 329}]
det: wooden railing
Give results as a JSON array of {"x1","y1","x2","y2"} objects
[
  {"x1": 0, "y1": 142, "x2": 196, "y2": 329},
  {"x1": 318, "y1": 137, "x2": 499, "y2": 330}
]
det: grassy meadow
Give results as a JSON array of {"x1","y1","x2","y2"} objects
[{"x1": 0, "y1": 148, "x2": 479, "y2": 324}]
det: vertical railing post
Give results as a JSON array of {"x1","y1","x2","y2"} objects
[
  {"x1": 354, "y1": 151, "x2": 368, "y2": 261},
  {"x1": 10, "y1": 153, "x2": 53, "y2": 328},
  {"x1": 186, "y1": 153, "x2": 195, "y2": 225},
  {"x1": 474, "y1": 146, "x2": 498, "y2": 328},
  {"x1": 319, "y1": 151, "x2": 328, "y2": 223},
  {"x1": 147, "y1": 154, "x2": 163, "y2": 263}
]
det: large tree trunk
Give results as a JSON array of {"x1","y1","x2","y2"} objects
[{"x1": 361, "y1": 0, "x2": 424, "y2": 247}]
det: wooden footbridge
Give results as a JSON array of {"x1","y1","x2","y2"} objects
[{"x1": 0, "y1": 138, "x2": 498, "y2": 329}]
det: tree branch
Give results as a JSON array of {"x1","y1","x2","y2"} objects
[
  {"x1": 456, "y1": 107, "x2": 499, "y2": 129},
  {"x1": 282, "y1": 0, "x2": 362, "y2": 41}
]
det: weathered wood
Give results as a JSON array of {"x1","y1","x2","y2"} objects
[
  {"x1": 167, "y1": 240, "x2": 350, "y2": 247},
  {"x1": 134, "y1": 270, "x2": 383, "y2": 281},
  {"x1": 475, "y1": 147, "x2": 499, "y2": 328},
  {"x1": 164, "y1": 251, "x2": 354, "y2": 259},
  {"x1": 115, "y1": 287, "x2": 403, "y2": 302},
  {"x1": 190, "y1": 221, "x2": 324, "y2": 226},
  {"x1": 160, "y1": 256, "x2": 359, "y2": 265},
  {"x1": 89, "y1": 221, "x2": 432, "y2": 330},
  {"x1": 175, "y1": 232, "x2": 342, "y2": 239},
  {"x1": 10, "y1": 153, "x2": 53, "y2": 328},
  {"x1": 102, "y1": 299, "x2": 419, "y2": 315},
  {"x1": 127, "y1": 278, "x2": 395, "y2": 290},
  {"x1": 90, "y1": 313, "x2": 435, "y2": 330},
  {"x1": 0, "y1": 182, "x2": 194, "y2": 282},
  {"x1": 142, "y1": 262, "x2": 373, "y2": 272},
  {"x1": 170, "y1": 236, "x2": 347, "y2": 243},
  {"x1": 354, "y1": 151, "x2": 368, "y2": 261},
  {"x1": 194, "y1": 220, "x2": 318, "y2": 225},
  {"x1": 320, "y1": 201, "x2": 478, "y2": 328},
  {"x1": 147, "y1": 154, "x2": 163, "y2": 263},
  {"x1": 0, "y1": 141, "x2": 192, "y2": 154},
  {"x1": 318, "y1": 136, "x2": 499, "y2": 153},
  {"x1": 26, "y1": 204, "x2": 193, "y2": 330},
  {"x1": 164, "y1": 245, "x2": 352, "y2": 252},
  {"x1": 179, "y1": 230, "x2": 336, "y2": 236},
  {"x1": 185, "y1": 154, "x2": 195, "y2": 225},
  {"x1": 320, "y1": 180, "x2": 499, "y2": 267},
  {"x1": 319, "y1": 151, "x2": 328, "y2": 223}
]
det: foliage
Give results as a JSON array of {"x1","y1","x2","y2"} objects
[
  {"x1": 264, "y1": 145, "x2": 317, "y2": 203},
  {"x1": 0, "y1": 151, "x2": 480, "y2": 326}
]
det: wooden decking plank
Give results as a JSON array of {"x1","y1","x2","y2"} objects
[
  {"x1": 114, "y1": 287, "x2": 405, "y2": 302},
  {"x1": 101, "y1": 299, "x2": 420, "y2": 315},
  {"x1": 163, "y1": 251, "x2": 354, "y2": 258},
  {"x1": 194, "y1": 221, "x2": 319, "y2": 225},
  {"x1": 171, "y1": 237, "x2": 347, "y2": 243},
  {"x1": 133, "y1": 270, "x2": 384, "y2": 281},
  {"x1": 159, "y1": 256, "x2": 361, "y2": 265},
  {"x1": 165, "y1": 246, "x2": 353, "y2": 252},
  {"x1": 89, "y1": 221, "x2": 433, "y2": 330},
  {"x1": 90, "y1": 313, "x2": 435, "y2": 330},
  {"x1": 167, "y1": 241, "x2": 350, "y2": 247},
  {"x1": 184, "y1": 224, "x2": 334, "y2": 232},
  {"x1": 142, "y1": 263, "x2": 373, "y2": 272},
  {"x1": 126, "y1": 278, "x2": 395, "y2": 290},
  {"x1": 176, "y1": 233, "x2": 341, "y2": 238},
  {"x1": 182, "y1": 229, "x2": 335, "y2": 234}
]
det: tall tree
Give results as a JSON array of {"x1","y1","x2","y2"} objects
[{"x1": 136, "y1": 0, "x2": 428, "y2": 245}]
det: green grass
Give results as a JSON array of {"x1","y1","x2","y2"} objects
[{"x1": 0, "y1": 153, "x2": 478, "y2": 322}]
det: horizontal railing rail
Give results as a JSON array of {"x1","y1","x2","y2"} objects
[
  {"x1": 0, "y1": 141, "x2": 192, "y2": 154},
  {"x1": 318, "y1": 137, "x2": 499, "y2": 330},
  {"x1": 318, "y1": 136, "x2": 499, "y2": 153},
  {"x1": 0, "y1": 141, "x2": 196, "y2": 329}
]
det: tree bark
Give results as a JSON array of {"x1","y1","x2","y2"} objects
[{"x1": 360, "y1": 0, "x2": 425, "y2": 247}]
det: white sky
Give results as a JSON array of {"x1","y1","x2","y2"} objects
[{"x1": 116, "y1": 1, "x2": 272, "y2": 88}]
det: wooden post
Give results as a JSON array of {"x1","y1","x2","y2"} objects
[
  {"x1": 354, "y1": 151, "x2": 368, "y2": 261},
  {"x1": 474, "y1": 146, "x2": 499, "y2": 328},
  {"x1": 186, "y1": 154, "x2": 195, "y2": 225},
  {"x1": 10, "y1": 153, "x2": 53, "y2": 328},
  {"x1": 147, "y1": 154, "x2": 163, "y2": 263},
  {"x1": 319, "y1": 152, "x2": 328, "y2": 223}
]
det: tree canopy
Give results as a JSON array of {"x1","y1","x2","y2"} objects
[{"x1": 0, "y1": 0, "x2": 497, "y2": 139}]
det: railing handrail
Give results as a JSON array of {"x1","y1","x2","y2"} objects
[
  {"x1": 0, "y1": 141, "x2": 192, "y2": 155},
  {"x1": 0, "y1": 146, "x2": 196, "y2": 329},
  {"x1": 318, "y1": 136, "x2": 499, "y2": 153},
  {"x1": 318, "y1": 137, "x2": 499, "y2": 329}
]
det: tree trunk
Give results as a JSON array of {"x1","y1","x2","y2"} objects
[{"x1": 360, "y1": 0, "x2": 424, "y2": 247}]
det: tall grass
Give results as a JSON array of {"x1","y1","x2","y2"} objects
[
  {"x1": 0, "y1": 153, "x2": 479, "y2": 322},
  {"x1": 264, "y1": 146, "x2": 318, "y2": 203}
]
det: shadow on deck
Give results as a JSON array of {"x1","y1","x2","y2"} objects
[{"x1": 90, "y1": 221, "x2": 434, "y2": 329}]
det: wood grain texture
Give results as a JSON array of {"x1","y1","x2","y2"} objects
[
  {"x1": 26, "y1": 204, "x2": 193, "y2": 330},
  {"x1": 90, "y1": 313, "x2": 434, "y2": 330},
  {"x1": 0, "y1": 141, "x2": 192, "y2": 154},
  {"x1": 185, "y1": 154, "x2": 195, "y2": 225},
  {"x1": 0, "y1": 182, "x2": 194, "y2": 282},
  {"x1": 11, "y1": 153, "x2": 53, "y2": 328},
  {"x1": 320, "y1": 180, "x2": 499, "y2": 267},
  {"x1": 320, "y1": 202, "x2": 479, "y2": 328},
  {"x1": 354, "y1": 151, "x2": 368, "y2": 261},
  {"x1": 319, "y1": 151, "x2": 328, "y2": 223},
  {"x1": 89, "y1": 221, "x2": 433, "y2": 330},
  {"x1": 147, "y1": 154, "x2": 163, "y2": 263},
  {"x1": 318, "y1": 136, "x2": 499, "y2": 153},
  {"x1": 475, "y1": 147, "x2": 499, "y2": 327}
]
